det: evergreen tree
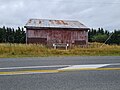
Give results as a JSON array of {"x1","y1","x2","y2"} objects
[{"x1": 0, "y1": 26, "x2": 26, "y2": 43}]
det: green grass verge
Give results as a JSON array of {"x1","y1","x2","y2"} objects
[{"x1": 0, "y1": 43, "x2": 120, "y2": 58}]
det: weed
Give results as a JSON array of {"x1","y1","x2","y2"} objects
[{"x1": 0, "y1": 43, "x2": 120, "y2": 58}]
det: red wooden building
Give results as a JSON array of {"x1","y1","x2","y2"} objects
[{"x1": 24, "y1": 19, "x2": 89, "y2": 47}]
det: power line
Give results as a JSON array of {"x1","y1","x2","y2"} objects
[{"x1": 100, "y1": 33, "x2": 114, "y2": 48}]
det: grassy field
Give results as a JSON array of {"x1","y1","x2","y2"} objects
[{"x1": 0, "y1": 43, "x2": 120, "y2": 58}]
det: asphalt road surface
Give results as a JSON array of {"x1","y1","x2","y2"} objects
[{"x1": 0, "y1": 56, "x2": 120, "y2": 90}]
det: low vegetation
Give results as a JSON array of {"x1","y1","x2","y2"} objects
[{"x1": 0, "y1": 43, "x2": 120, "y2": 58}]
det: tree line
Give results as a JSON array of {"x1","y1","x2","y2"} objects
[
  {"x1": 0, "y1": 26, "x2": 120, "y2": 45},
  {"x1": 0, "y1": 26, "x2": 26, "y2": 43},
  {"x1": 89, "y1": 28, "x2": 120, "y2": 45}
]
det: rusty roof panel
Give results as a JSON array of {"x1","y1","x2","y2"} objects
[{"x1": 25, "y1": 19, "x2": 89, "y2": 29}]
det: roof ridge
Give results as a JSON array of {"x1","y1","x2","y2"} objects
[
  {"x1": 29, "y1": 18, "x2": 79, "y2": 22},
  {"x1": 25, "y1": 18, "x2": 89, "y2": 29}
]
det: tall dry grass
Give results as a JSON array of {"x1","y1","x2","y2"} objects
[{"x1": 0, "y1": 43, "x2": 120, "y2": 58}]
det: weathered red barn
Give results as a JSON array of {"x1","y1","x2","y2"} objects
[{"x1": 24, "y1": 19, "x2": 89, "y2": 47}]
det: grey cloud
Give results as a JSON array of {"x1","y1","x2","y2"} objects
[
  {"x1": 0, "y1": 0, "x2": 120, "y2": 30},
  {"x1": 52, "y1": 0, "x2": 120, "y2": 30}
]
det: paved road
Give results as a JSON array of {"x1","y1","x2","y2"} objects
[
  {"x1": 0, "y1": 56, "x2": 120, "y2": 67},
  {"x1": 0, "y1": 56, "x2": 120, "y2": 90}
]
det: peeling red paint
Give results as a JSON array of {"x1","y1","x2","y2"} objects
[
  {"x1": 27, "y1": 28, "x2": 88, "y2": 46},
  {"x1": 25, "y1": 19, "x2": 89, "y2": 47}
]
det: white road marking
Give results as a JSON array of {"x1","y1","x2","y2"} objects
[
  {"x1": 0, "y1": 65, "x2": 71, "y2": 70},
  {"x1": 1, "y1": 63, "x2": 119, "y2": 70},
  {"x1": 0, "y1": 63, "x2": 120, "y2": 75},
  {"x1": 58, "y1": 64, "x2": 110, "y2": 70}
]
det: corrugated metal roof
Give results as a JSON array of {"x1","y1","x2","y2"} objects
[{"x1": 25, "y1": 19, "x2": 89, "y2": 29}]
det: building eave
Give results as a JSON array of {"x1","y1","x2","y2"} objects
[{"x1": 24, "y1": 26, "x2": 90, "y2": 31}]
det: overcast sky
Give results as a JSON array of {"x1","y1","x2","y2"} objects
[{"x1": 0, "y1": 0, "x2": 120, "y2": 31}]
